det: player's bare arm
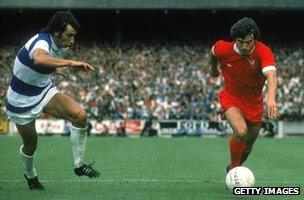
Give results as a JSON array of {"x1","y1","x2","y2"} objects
[
  {"x1": 33, "y1": 48, "x2": 95, "y2": 71},
  {"x1": 264, "y1": 70, "x2": 278, "y2": 119},
  {"x1": 209, "y1": 51, "x2": 220, "y2": 77}
]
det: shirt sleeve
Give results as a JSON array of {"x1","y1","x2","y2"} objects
[
  {"x1": 29, "y1": 40, "x2": 50, "y2": 59},
  {"x1": 259, "y1": 46, "x2": 276, "y2": 74},
  {"x1": 212, "y1": 40, "x2": 226, "y2": 58}
]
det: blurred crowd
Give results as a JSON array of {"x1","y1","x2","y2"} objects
[{"x1": 1, "y1": 41, "x2": 304, "y2": 121}]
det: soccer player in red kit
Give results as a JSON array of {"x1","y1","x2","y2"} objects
[{"x1": 209, "y1": 17, "x2": 279, "y2": 171}]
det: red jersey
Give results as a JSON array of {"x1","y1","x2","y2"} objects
[{"x1": 212, "y1": 40, "x2": 276, "y2": 101}]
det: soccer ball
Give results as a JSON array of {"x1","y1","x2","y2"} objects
[{"x1": 225, "y1": 166, "x2": 255, "y2": 192}]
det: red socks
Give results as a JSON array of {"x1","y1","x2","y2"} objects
[{"x1": 229, "y1": 137, "x2": 246, "y2": 168}]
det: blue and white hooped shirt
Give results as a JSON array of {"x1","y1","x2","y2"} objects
[{"x1": 6, "y1": 33, "x2": 68, "y2": 114}]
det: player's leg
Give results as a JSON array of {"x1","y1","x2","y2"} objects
[
  {"x1": 241, "y1": 124, "x2": 260, "y2": 164},
  {"x1": 225, "y1": 107, "x2": 248, "y2": 170},
  {"x1": 43, "y1": 92, "x2": 100, "y2": 178},
  {"x1": 44, "y1": 93, "x2": 87, "y2": 128},
  {"x1": 16, "y1": 121, "x2": 44, "y2": 190}
]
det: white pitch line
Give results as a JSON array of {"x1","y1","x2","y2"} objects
[
  {"x1": 0, "y1": 178, "x2": 221, "y2": 183},
  {"x1": 0, "y1": 178, "x2": 302, "y2": 185}
]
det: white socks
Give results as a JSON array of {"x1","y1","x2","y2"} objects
[
  {"x1": 19, "y1": 145, "x2": 37, "y2": 178},
  {"x1": 70, "y1": 125, "x2": 87, "y2": 168}
]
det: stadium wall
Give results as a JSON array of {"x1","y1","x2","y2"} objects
[
  {"x1": 1, "y1": 0, "x2": 304, "y2": 10},
  {"x1": 5, "y1": 119, "x2": 304, "y2": 137},
  {"x1": 1, "y1": 9, "x2": 304, "y2": 46}
]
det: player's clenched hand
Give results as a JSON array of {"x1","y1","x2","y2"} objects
[
  {"x1": 267, "y1": 101, "x2": 279, "y2": 119},
  {"x1": 71, "y1": 60, "x2": 95, "y2": 72}
]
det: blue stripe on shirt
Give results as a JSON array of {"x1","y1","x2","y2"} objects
[
  {"x1": 28, "y1": 33, "x2": 51, "y2": 52},
  {"x1": 10, "y1": 75, "x2": 50, "y2": 96},
  {"x1": 5, "y1": 85, "x2": 54, "y2": 113},
  {"x1": 17, "y1": 47, "x2": 54, "y2": 74}
]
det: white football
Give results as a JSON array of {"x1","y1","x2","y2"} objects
[{"x1": 225, "y1": 166, "x2": 255, "y2": 192}]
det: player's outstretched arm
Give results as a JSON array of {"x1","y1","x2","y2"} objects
[
  {"x1": 264, "y1": 70, "x2": 278, "y2": 119},
  {"x1": 33, "y1": 48, "x2": 95, "y2": 72}
]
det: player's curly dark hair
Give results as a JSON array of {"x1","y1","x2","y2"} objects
[
  {"x1": 230, "y1": 17, "x2": 260, "y2": 40},
  {"x1": 40, "y1": 11, "x2": 80, "y2": 34}
]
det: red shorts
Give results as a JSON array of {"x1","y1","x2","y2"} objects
[{"x1": 219, "y1": 90, "x2": 263, "y2": 126}]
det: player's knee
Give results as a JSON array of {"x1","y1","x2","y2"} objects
[
  {"x1": 235, "y1": 126, "x2": 248, "y2": 140},
  {"x1": 72, "y1": 108, "x2": 87, "y2": 127},
  {"x1": 236, "y1": 125, "x2": 247, "y2": 135}
]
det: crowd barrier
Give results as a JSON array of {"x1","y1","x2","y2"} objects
[{"x1": 3, "y1": 119, "x2": 304, "y2": 138}]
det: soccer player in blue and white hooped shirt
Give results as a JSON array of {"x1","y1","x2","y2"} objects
[{"x1": 5, "y1": 11, "x2": 100, "y2": 190}]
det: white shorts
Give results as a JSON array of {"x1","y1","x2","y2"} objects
[{"x1": 6, "y1": 87, "x2": 59, "y2": 125}]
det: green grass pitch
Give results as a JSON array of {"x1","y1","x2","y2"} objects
[{"x1": 0, "y1": 136, "x2": 303, "y2": 200}]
